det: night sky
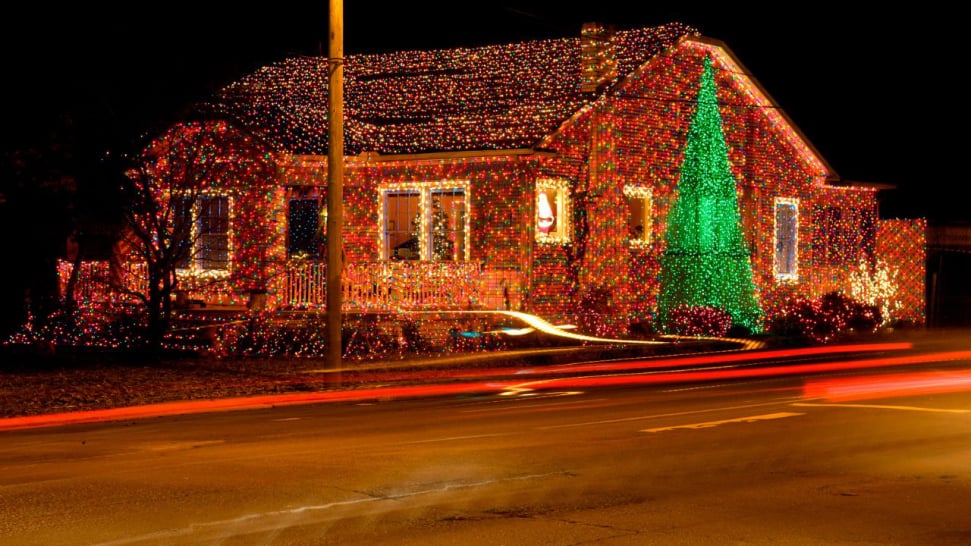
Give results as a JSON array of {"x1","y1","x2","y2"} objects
[{"x1": 5, "y1": 2, "x2": 963, "y2": 222}]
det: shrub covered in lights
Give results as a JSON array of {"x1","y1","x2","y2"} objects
[
  {"x1": 211, "y1": 313, "x2": 510, "y2": 361},
  {"x1": 666, "y1": 305, "x2": 733, "y2": 337},
  {"x1": 576, "y1": 287, "x2": 617, "y2": 338},
  {"x1": 767, "y1": 291, "x2": 881, "y2": 343}
]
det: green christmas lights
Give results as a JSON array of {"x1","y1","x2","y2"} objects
[{"x1": 657, "y1": 55, "x2": 762, "y2": 333}]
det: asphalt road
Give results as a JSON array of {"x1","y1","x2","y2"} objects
[{"x1": 1, "y1": 340, "x2": 970, "y2": 545}]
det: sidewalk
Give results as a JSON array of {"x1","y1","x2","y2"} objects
[{"x1": 0, "y1": 338, "x2": 741, "y2": 432}]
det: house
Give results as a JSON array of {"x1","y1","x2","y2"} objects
[
  {"x1": 926, "y1": 222, "x2": 971, "y2": 327},
  {"x1": 65, "y1": 21, "x2": 926, "y2": 337}
]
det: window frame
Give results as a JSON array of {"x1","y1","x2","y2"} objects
[
  {"x1": 624, "y1": 184, "x2": 652, "y2": 248},
  {"x1": 287, "y1": 197, "x2": 325, "y2": 260},
  {"x1": 773, "y1": 197, "x2": 799, "y2": 281},
  {"x1": 377, "y1": 181, "x2": 471, "y2": 262},
  {"x1": 535, "y1": 178, "x2": 572, "y2": 244},
  {"x1": 174, "y1": 192, "x2": 233, "y2": 277}
]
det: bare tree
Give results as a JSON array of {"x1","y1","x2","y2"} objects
[{"x1": 114, "y1": 120, "x2": 265, "y2": 358}]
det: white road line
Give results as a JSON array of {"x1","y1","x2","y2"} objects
[
  {"x1": 641, "y1": 412, "x2": 804, "y2": 433},
  {"x1": 793, "y1": 402, "x2": 970, "y2": 413},
  {"x1": 538, "y1": 398, "x2": 804, "y2": 430},
  {"x1": 399, "y1": 433, "x2": 511, "y2": 445},
  {"x1": 460, "y1": 398, "x2": 608, "y2": 413}
]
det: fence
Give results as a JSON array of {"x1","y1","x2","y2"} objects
[{"x1": 283, "y1": 260, "x2": 482, "y2": 311}]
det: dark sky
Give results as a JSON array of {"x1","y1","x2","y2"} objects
[{"x1": 5, "y1": 2, "x2": 962, "y2": 221}]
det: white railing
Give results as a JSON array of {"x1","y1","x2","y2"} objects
[
  {"x1": 61, "y1": 259, "x2": 486, "y2": 313},
  {"x1": 283, "y1": 260, "x2": 482, "y2": 311}
]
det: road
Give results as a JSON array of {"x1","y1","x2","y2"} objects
[{"x1": 2, "y1": 338, "x2": 971, "y2": 545}]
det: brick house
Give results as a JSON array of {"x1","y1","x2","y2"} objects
[{"x1": 68, "y1": 21, "x2": 925, "y2": 335}]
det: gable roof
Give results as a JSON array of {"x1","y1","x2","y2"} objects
[{"x1": 196, "y1": 22, "x2": 700, "y2": 156}]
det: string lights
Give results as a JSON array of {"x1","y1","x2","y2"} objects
[{"x1": 10, "y1": 21, "x2": 925, "y2": 356}]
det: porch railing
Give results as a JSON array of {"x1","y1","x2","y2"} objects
[
  {"x1": 59, "y1": 259, "x2": 489, "y2": 313},
  {"x1": 282, "y1": 260, "x2": 483, "y2": 311}
]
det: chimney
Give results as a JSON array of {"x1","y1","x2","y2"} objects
[{"x1": 581, "y1": 22, "x2": 618, "y2": 93}]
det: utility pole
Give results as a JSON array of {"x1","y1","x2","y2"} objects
[{"x1": 327, "y1": 0, "x2": 344, "y2": 375}]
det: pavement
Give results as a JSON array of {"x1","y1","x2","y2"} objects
[
  {"x1": 2, "y1": 326, "x2": 962, "y2": 434},
  {"x1": 0, "y1": 337, "x2": 753, "y2": 432}
]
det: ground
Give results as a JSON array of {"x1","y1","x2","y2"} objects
[{"x1": 1, "y1": 340, "x2": 738, "y2": 419}]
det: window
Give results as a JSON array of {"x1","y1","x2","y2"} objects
[
  {"x1": 773, "y1": 197, "x2": 798, "y2": 280},
  {"x1": 535, "y1": 179, "x2": 571, "y2": 243},
  {"x1": 624, "y1": 185, "x2": 652, "y2": 248},
  {"x1": 174, "y1": 194, "x2": 232, "y2": 274},
  {"x1": 288, "y1": 198, "x2": 323, "y2": 259},
  {"x1": 379, "y1": 182, "x2": 469, "y2": 261}
]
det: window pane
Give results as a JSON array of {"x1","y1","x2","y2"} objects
[
  {"x1": 173, "y1": 196, "x2": 194, "y2": 269},
  {"x1": 431, "y1": 188, "x2": 465, "y2": 261},
  {"x1": 775, "y1": 202, "x2": 797, "y2": 277},
  {"x1": 288, "y1": 199, "x2": 321, "y2": 259},
  {"x1": 198, "y1": 234, "x2": 229, "y2": 270},
  {"x1": 197, "y1": 196, "x2": 230, "y2": 270},
  {"x1": 535, "y1": 180, "x2": 571, "y2": 243},
  {"x1": 537, "y1": 190, "x2": 558, "y2": 235},
  {"x1": 629, "y1": 198, "x2": 644, "y2": 239},
  {"x1": 386, "y1": 190, "x2": 420, "y2": 260}
]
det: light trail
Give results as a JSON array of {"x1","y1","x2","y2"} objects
[
  {"x1": 802, "y1": 369, "x2": 971, "y2": 402},
  {"x1": 0, "y1": 341, "x2": 941, "y2": 433}
]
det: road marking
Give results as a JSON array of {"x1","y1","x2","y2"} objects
[
  {"x1": 461, "y1": 397, "x2": 607, "y2": 413},
  {"x1": 539, "y1": 398, "x2": 804, "y2": 430},
  {"x1": 641, "y1": 412, "x2": 804, "y2": 433},
  {"x1": 500, "y1": 385, "x2": 534, "y2": 396},
  {"x1": 399, "y1": 433, "x2": 511, "y2": 445},
  {"x1": 793, "y1": 402, "x2": 970, "y2": 413},
  {"x1": 143, "y1": 440, "x2": 225, "y2": 451}
]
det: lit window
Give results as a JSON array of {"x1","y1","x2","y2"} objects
[
  {"x1": 379, "y1": 182, "x2": 469, "y2": 261},
  {"x1": 624, "y1": 185, "x2": 652, "y2": 248},
  {"x1": 774, "y1": 197, "x2": 798, "y2": 280},
  {"x1": 174, "y1": 194, "x2": 232, "y2": 274},
  {"x1": 535, "y1": 179, "x2": 571, "y2": 243}
]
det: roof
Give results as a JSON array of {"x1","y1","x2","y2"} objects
[{"x1": 197, "y1": 22, "x2": 700, "y2": 156}]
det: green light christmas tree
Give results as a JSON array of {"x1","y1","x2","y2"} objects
[{"x1": 657, "y1": 55, "x2": 762, "y2": 333}]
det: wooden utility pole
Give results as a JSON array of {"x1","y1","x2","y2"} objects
[{"x1": 327, "y1": 0, "x2": 344, "y2": 374}]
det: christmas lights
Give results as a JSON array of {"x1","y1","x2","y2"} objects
[
  {"x1": 656, "y1": 55, "x2": 762, "y2": 333},
  {"x1": 15, "y1": 22, "x2": 924, "y2": 357}
]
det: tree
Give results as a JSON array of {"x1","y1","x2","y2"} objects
[
  {"x1": 657, "y1": 55, "x2": 762, "y2": 333},
  {"x1": 410, "y1": 197, "x2": 454, "y2": 261},
  {"x1": 113, "y1": 120, "x2": 271, "y2": 358}
]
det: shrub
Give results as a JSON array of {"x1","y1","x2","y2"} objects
[
  {"x1": 666, "y1": 305, "x2": 733, "y2": 337},
  {"x1": 576, "y1": 287, "x2": 615, "y2": 337},
  {"x1": 767, "y1": 291, "x2": 882, "y2": 343}
]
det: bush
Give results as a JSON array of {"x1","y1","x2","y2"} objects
[
  {"x1": 666, "y1": 305, "x2": 733, "y2": 337},
  {"x1": 576, "y1": 287, "x2": 615, "y2": 337},
  {"x1": 767, "y1": 291, "x2": 882, "y2": 343}
]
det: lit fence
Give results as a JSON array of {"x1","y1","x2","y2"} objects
[
  {"x1": 282, "y1": 260, "x2": 482, "y2": 311},
  {"x1": 61, "y1": 259, "x2": 485, "y2": 313}
]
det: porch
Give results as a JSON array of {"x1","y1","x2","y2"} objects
[
  {"x1": 275, "y1": 260, "x2": 487, "y2": 311},
  {"x1": 59, "y1": 259, "x2": 524, "y2": 314}
]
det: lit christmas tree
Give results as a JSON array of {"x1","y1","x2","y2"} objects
[
  {"x1": 657, "y1": 55, "x2": 762, "y2": 333},
  {"x1": 411, "y1": 197, "x2": 454, "y2": 261}
]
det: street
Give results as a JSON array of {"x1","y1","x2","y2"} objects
[{"x1": 1, "y1": 339, "x2": 971, "y2": 545}]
